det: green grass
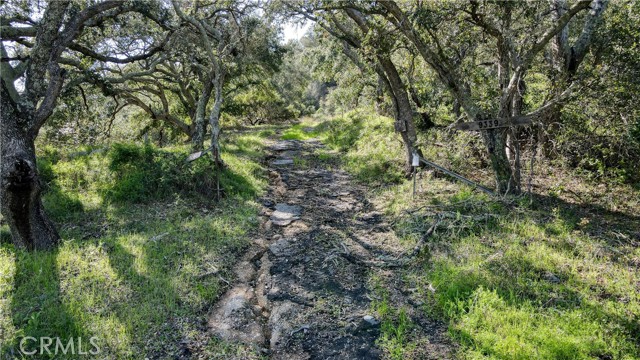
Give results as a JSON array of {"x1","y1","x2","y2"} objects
[
  {"x1": 379, "y1": 175, "x2": 640, "y2": 360},
  {"x1": 304, "y1": 110, "x2": 406, "y2": 184},
  {"x1": 370, "y1": 275, "x2": 417, "y2": 360},
  {"x1": 0, "y1": 131, "x2": 271, "y2": 359},
  {"x1": 280, "y1": 122, "x2": 317, "y2": 141}
]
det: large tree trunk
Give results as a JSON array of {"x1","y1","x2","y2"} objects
[
  {"x1": 1, "y1": 91, "x2": 60, "y2": 250},
  {"x1": 483, "y1": 128, "x2": 518, "y2": 194},
  {"x1": 485, "y1": 111, "x2": 519, "y2": 194}
]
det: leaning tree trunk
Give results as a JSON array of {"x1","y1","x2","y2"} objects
[
  {"x1": 377, "y1": 56, "x2": 422, "y2": 175},
  {"x1": 341, "y1": 7, "x2": 421, "y2": 174},
  {"x1": 1, "y1": 92, "x2": 60, "y2": 250}
]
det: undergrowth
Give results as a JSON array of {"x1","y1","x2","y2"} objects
[
  {"x1": 0, "y1": 131, "x2": 271, "y2": 359},
  {"x1": 383, "y1": 164, "x2": 640, "y2": 360}
]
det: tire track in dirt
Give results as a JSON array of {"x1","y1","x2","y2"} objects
[{"x1": 208, "y1": 138, "x2": 453, "y2": 359}]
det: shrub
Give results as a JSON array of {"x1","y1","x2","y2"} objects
[
  {"x1": 559, "y1": 132, "x2": 640, "y2": 183},
  {"x1": 557, "y1": 100, "x2": 640, "y2": 184},
  {"x1": 104, "y1": 143, "x2": 217, "y2": 203},
  {"x1": 35, "y1": 136, "x2": 267, "y2": 219}
]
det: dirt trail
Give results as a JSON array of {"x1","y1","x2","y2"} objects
[{"x1": 208, "y1": 138, "x2": 453, "y2": 359}]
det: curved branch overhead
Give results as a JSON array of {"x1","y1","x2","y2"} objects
[{"x1": 1, "y1": 0, "x2": 172, "y2": 135}]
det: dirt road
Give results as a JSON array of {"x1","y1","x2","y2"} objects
[{"x1": 208, "y1": 138, "x2": 452, "y2": 359}]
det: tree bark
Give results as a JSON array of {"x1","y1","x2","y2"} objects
[
  {"x1": 209, "y1": 72, "x2": 224, "y2": 168},
  {"x1": 377, "y1": 55, "x2": 422, "y2": 175},
  {"x1": 1, "y1": 86, "x2": 60, "y2": 250},
  {"x1": 191, "y1": 75, "x2": 214, "y2": 151},
  {"x1": 482, "y1": 128, "x2": 518, "y2": 194}
]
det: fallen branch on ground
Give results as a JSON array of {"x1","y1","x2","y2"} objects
[{"x1": 406, "y1": 216, "x2": 442, "y2": 258}]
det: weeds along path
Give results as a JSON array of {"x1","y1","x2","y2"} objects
[{"x1": 208, "y1": 136, "x2": 453, "y2": 359}]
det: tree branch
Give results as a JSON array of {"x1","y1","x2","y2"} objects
[
  {"x1": 68, "y1": 33, "x2": 169, "y2": 64},
  {"x1": 521, "y1": 0, "x2": 591, "y2": 67}
]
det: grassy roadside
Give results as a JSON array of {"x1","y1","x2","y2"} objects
[
  {"x1": 0, "y1": 130, "x2": 273, "y2": 359},
  {"x1": 295, "y1": 110, "x2": 640, "y2": 360}
]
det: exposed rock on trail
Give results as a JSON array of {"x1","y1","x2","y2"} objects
[
  {"x1": 208, "y1": 138, "x2": 453, "y2": 359},
  {"x1": 270, "y1": 204, "x2": 302, "y2": 226}
]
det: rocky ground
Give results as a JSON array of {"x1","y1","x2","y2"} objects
[{"x1": 208, "y1": 138, "x2": 453, "y2": 359}]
